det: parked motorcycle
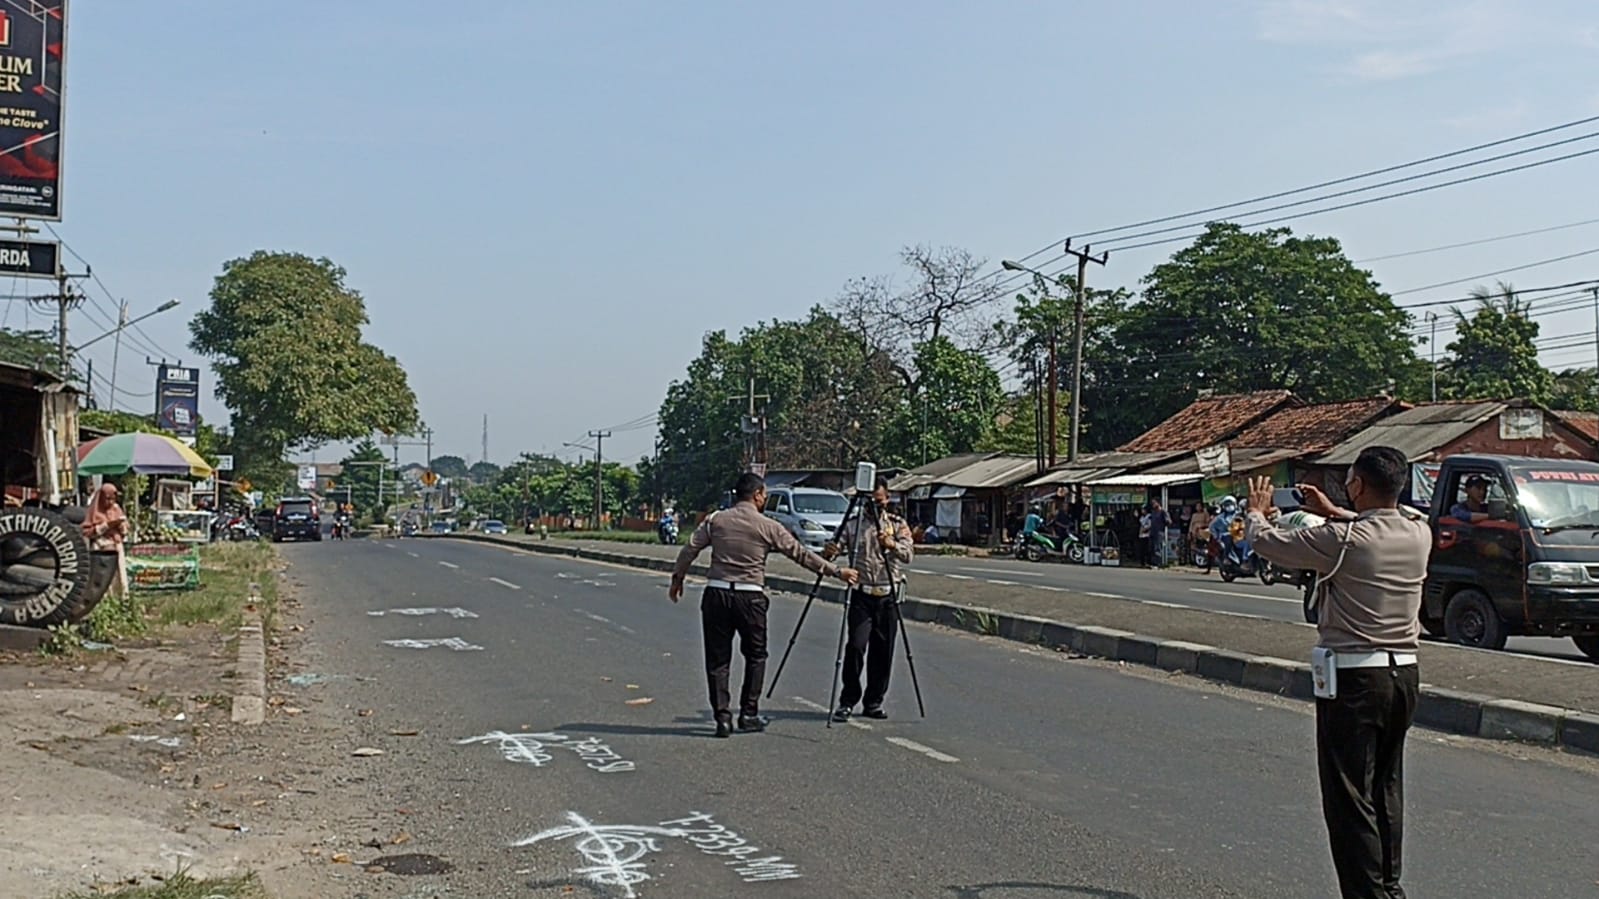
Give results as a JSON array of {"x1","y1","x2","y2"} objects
[
  {"x1": 1015, "y1": 529, "x2": 1087, "y2": 564},
  {"x1": 212, "y1": 514, "x2": 258, "y2": 542}
]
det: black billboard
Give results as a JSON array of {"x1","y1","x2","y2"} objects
[
  {"x1": 0, "y1": 235, "x2": 55, "y2": 276},
  {"x1": 155, "y1": 365, "x2": 200, "y2": 438},
  {"x1": 0, "y1": 1, "x2": 65, "y2": 220}
]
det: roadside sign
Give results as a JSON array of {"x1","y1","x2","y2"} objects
[
  {"x1": 422, "y1": 470, "x2": 439, "y2": 487},
  {"x1": 0, "y1": 238, "x2": 58, "y2": 278},
  {"x1": 216, "y1": 454, "x2": 234, "y2": 471}
]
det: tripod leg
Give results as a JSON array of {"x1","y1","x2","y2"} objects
[
  {"x1": 826, "y1": 589, "x2": 852, "y2": 729},
  {"x1": 893, "y1": 592, "x2": 926, "y2": 718},
  {"x1": 766, "y1": 579, "x2": 822, "y2": 699}
]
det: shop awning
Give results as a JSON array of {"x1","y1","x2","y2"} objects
[
  {"x1": 1024, "y1": 467, "x2": 1124, "y2": 487},
  {"x1": 932, "y1": 485, "x2": 967, "y2": 499},
  {"x1": 1088, "y1": 472, "x2": 1202, "y2": 487}
]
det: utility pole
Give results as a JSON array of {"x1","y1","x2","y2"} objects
[
  {"x1": 1061, "y1": 239, "x2": 1108, "y2": 462},
  {"x1": 481, "y1": 414, "x2": 490, "y2": 466},
  {"x1": 1591, "y1": 287, "x2": 1599, "y2": 407},
  {"x1": 729, "y1": 378, "x2": 770, "y2": 473},
  {"x1": 109, "y1": 301, "x2": 128, "y2": 409},
  {"x1": 1426, "y1": 311, "x2": 1439, "y2": 403},
  {"x1": 588, "y1": 429, "x2": 611, "y2": 529},
  {"x1": 1047, "y1": 324, "x2": 1058, "y2": 467}
]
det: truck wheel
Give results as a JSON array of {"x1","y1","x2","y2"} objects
[
  {"x1": 0, "y1": 508, "x2": 95, "y2": 627},
  {"x1": 1573, "y1": 636, "x2": 1599, "y2": 662},
  {"x1": 1443, "y1": 588, "x2": 1507, "y2": 651},
  {"x1": 1421, "y1": 616, "x2": 1445, "y2": 638}
]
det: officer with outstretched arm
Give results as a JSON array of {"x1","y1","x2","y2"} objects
[
  {"x1": 1244, "y1": 446, "x2": 1430, "y2": 899},
  {"x1": 671, "y1": 473, "x2": 859, "y2": 739}
]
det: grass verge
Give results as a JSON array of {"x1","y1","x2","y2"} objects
[
  {"x1": 551, "y1": 529, "x2": 681, "y2": 545},
  {"x1": 56, "y1": 871, "x2": 267, "y2": 899},
  {"x1": 66, "y1": 542, "x2": 280, "y2": 649}
]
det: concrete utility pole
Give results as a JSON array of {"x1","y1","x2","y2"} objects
[
  {"x1": 1425, "y1": 311, "x2": 1439, "y2": 403},
  {"x1": 729, "y1": 378, "x2": 769, "y2": 472},
  {"x1": 1061, "y1": 239, "x2": 1108, "y2": 463},
  {"x1": 1047, "y1": 324, "x2": 1058, "y2": 467},
  {"x1": 588, "y1": 430, "x2": 611, "y2": 529}
]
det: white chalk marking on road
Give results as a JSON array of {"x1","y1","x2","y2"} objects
[
  {"x1": 368, "y1": 607, "x2": 479, "y2": 619},
  {"x1": 791, "y1": 696, "x2": 872, "y2": 730},
  {"x1": 1190, "y1": 587, "x2": 1299, "y2": 605},
  {"x1": 459, "y1": 731, "x2": 636, "y2": 773},
  {"x1": 584, "y1": 612, "x2": 614, "y2": 625},
  {"x1": 885, "y1": 736, "x2": 960, "y2": 764},
  {"x1": 515, "y1": 812, "x2": 678, "y2": 897},
  {"x1": 1086, "y1": 591, "x2": 1125, "y2": 599},
  {"x1": 406, "y1": 551, "x2": 420, "y2": 558},
  {"x1": 488, "y1": 577, "x2": 522, "y2": 590},
  {"x1": 660, "y1": 812, "x2": 803, "y2": 883},
  {"x1": 438, "y1": 561, "x2": 460, "y2": 569},
  {"x1": 381, "y1": 637, "x2": 484, "y2": 651}
]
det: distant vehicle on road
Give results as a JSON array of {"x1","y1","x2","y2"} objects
[
  {"x1": 482, "y1": 520, "x2": 507, "y2": 535},
  {"x1": 430, "y1": 521, "x2": 452, "y2": 534},
  {"x1": 763, "y1": 487, "x2": 849, "y2": 551},
  {"x1": 273, "y1": 497, "x2": 322, "y2": 543}
]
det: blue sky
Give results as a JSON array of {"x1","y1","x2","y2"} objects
[{"x1": 13, "y1": 0, "x2": 1599, "y2": 466}]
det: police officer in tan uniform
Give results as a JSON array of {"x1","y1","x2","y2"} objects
[
  {"x1": 671, "y1": 472, "x2": 859, "y2": 738},
  {"x1": 1245, "y1": 446, "x2": 1430, "y2": 899},
  {"x1": 826, "y1": 477, "x2": 913, "y2": 721}
]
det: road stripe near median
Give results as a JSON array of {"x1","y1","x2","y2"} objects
[
  {"x1": 885, "y1": 736, "x2": 960, "y2": 763},
  {"x1": 406, "y1": 551, "x2": 420, "y2": 558},
  {"x1": 438, "y1": 561, "x2": 460, "y2": 569},
  {"x1": 1190, "y1": 587, "x2": 1299, "y2": 604},
  {"x1": 1086, "y1": 591, "x2": 1124, "y2": 599},
  {"x1": 488, "y1": 577, "x2": 522, "y2": 590}
]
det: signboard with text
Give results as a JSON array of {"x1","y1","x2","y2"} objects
[
  {"x1": 154, "y1": 365, "x2": 200, "y2": 437},
  {"x1": 0, "y1": 2, "x2": 67, "y2": 220},
  {"x1": 0, "y1": 236, "x2": 56, "y2": 277}
]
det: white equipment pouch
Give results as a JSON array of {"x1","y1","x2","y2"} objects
[{"x1": 1311, "y1": 646, "x2": 1338, "y2": 699}]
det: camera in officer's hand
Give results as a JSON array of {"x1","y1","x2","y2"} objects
[{"x1": 1273, "y1": 487, "x2": 1305, "y2": 512}]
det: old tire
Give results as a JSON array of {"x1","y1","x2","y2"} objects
[
  {"x1": 1572, "y1": 636, "x2": 1599, "y2": 662},
  {"x1": 1444, "y1": 588, "x2": 1507, "y2": 651},
  {"x1": 0, "y1": 508, "x2": 95, "y2": 627}
]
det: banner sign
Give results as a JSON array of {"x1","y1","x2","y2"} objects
[
  {"x1": 154, "y1": 365, "x2": 199, "y2": 437},
  {"x1": 0, "y1": 236, "x2": 55, "y2": 276},
  {"x1": 0, "y1": 2, "x2": 67, "y2": 220},
  {"x1": 1195, "y1": 443, "x2": 1231, "y2": 477},
  {"x1": 296, "y1": 465, "x2": 317, "y2": 492}
]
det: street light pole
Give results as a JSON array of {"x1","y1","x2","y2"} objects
[{"x1": 69, "y1": 298, "x2": 180, "y2": 407}]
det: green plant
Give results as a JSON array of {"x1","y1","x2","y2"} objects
[
  {"x1": 953, "y1": 609, "x2": 999, "y2": 636},
  {"x1": 54, "y1": 869, "x2": 266, "y2": 898},
  {"x1": 38, "y1": 623, "x2": 79, "y2": 657},
  {"x1": 82, "y1": 590, "x2": 149, "y2": 643}
]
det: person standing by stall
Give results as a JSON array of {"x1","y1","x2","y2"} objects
[{"x1": 84, "y1": 483, "x2": 130, "y2": 599}]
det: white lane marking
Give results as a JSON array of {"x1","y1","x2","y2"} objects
[
  {"x1": 1190, "y1": 587, "x2": 1300, "y2": 604},
  {"x1": 439, "y1": 561, "x2": 460, "y2": 569},
  {"x1": 406, "y1": 551, "x2": 420, "y2": 558},
  {"x1": 885, "y1": 736, "x2": 960, "y2": 764},
  {"x1": 489, "y1": 577, "x2": 522, "y2": 590},
  {"x1": 943, "y1": 574, "x2": 975, "y2": 580},
  {"x1": 1086, "y1": 591, "x2": 1124, "y2": 599},
  {"x1": 1138, "y1": 600, "x2": 1188, "y2": 609},
  {"x1": 384, "y1": 543, "x2": 398, "y2": 549},
  {"x1": 584, "y1": 612, "x2": 613, "y2": 625},
  {"x1": 792, "y1": 696, "x2": 872, "y2": 731},
  {"x1": 956, "y1": 566, "x2": 1047, "y2": 578},
  {"x1": 1037, "y1": 585, "x2": 1066, "y2": 592},
  {"x1": 986, "y1": 579, "x2": 1020, "y2": 587}
]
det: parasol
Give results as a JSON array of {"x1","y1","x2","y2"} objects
[{"x1": 77, "y1": 432, "x2": 214, "y2": 478}]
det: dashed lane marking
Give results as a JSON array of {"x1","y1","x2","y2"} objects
[
  {"x1": 1086, "y1": 591, "x2": 1124, "y2": 599},
  {"x1": 955, "y1": 566, "x2": 1047, "y2": 578},
  {"x1": 384, "y1": 543, "x2": 398, "y2": 549},
  {"x1": 985, "y1": 579, "x2": 1020, "y2": 587},
  {"x1": 943, "y1": 574, "x2": 975, "y2": 580},
  {"x1": 792, "y1": 696, "x2": 872, "y2": 731},
  {"x1": 1190, "y1": 587, "x2": 1299, "y2": 605},
  {"x1": 438, "y1": 561, "x2": 460, "y2": 570},
  {"x1": 406, "y1": 551, "x2": 420, "y2": 558},
  {"x1": 488, "y1": 577, "x2": 522, "y2": 590},
  {"x1": 885, "y1": 736, "x2": 960, "y2": 764}
]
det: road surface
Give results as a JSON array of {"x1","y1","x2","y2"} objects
[{"x1": 281, "y1": 537, "x2": 1599, "y2": 898}]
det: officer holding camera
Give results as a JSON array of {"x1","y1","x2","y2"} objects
[
  {"x1": 824, "y1": 477, "x2": 913, "y2": 722},
  {"x1": 1244, "y1": 446, "x2": 1430, "y2": 899}
]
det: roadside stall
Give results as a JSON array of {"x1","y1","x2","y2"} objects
[{"x1": 77, "y1": 432, "x2": 214, "y2": 592}]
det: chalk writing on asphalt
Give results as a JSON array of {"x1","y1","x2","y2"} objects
[
  {"x1": 367, "y1": 607, "x2": 479, "y2": 619},
  {"x1": 456, "y1": 731, "x2": 635, "y2": 773},
  {"x1": 659, "y1": 812, "x2": 802, "y2": 883},
  {"x1": 515, "y1": 810, "x2": 800, "y2": 894},
  {"x1": 380, "y1": 637, "x2": 484, "y2": 651},
  {"x1": 515, "y1": 812, "x2": 681, "y2": 898}
]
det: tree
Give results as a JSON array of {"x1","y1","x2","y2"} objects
[
  {"x1": 188, "y1": 251, "x2": 419, "y2": 486},
  {"x1": 1114, "y1": 223, "x2": 1426, "y2": 441},
  {"x1": 1441, "y1": 283, "x2": 1553, "y2": 402},
  {"x1": 337, "y1": 440, "x2": 390, "y2": 520},
  {"x1": 1548, "y1": 368, "x2": 1599, "y2": 412},
  {"x1": 882, "y1": 337, "x2": 1002, "y2": 465},
  {"x1": 0, "y1": 327, "x2": 55, "y2": 369},
  {"x1": 468, "y1": 461, "x2": 501, "y2": 484},
  {"x1": 430, "y1": 455, "x2": 469, "y2": 480}
]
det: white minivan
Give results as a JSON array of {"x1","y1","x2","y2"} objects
[{"x1": 763, "y1": 487, "x2": 850, "y2": 550}]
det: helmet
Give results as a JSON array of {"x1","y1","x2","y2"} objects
[{"x1": 1220, "y1": 496, "x2": 1238, "y2": 514}]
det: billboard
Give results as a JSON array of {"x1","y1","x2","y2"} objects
[
  {"x1": 0, "y1": 2, "x2": 66, "y2": 220},
  {"x1": 154, "y1": 365, "x2": 200, "y2": 437},
  {"x1": 0, "y1": 236, "x2": 55, "y2": 276}
]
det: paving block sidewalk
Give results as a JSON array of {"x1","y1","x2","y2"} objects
[{"x1": 441, "y1": 533, "x2": 1599, "y2": 754}]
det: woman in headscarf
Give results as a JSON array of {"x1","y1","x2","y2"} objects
[{"x1": 83, "y1": 483, "x2": 129, "y2": 596}]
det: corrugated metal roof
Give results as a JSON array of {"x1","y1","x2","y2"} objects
[
  {"x1": 1090, "y1": 472, "x2": 1204, "y2": 487},
  {"x1": 942, "y1": 454, "x2": 1042, "y2": 489},
  {"x1": 1119, "y1": 390, "x2": 1296, "y2": 453},
  {"x1": 1316, "y1": 401, "x2": 1505, "y2": 465},
  {"x1": 1554, "y1": 410, "x2": 1599, "y2": 441},
  {"x1": 1142, "y1": 447, "x2": 1302, "y2": 475},
  {"x1": 1023, "y1": 466, "x2": 1126, "y2": 487},
  {"x1": 887, "y1": 452, "x2": 997, "y2": 492}
]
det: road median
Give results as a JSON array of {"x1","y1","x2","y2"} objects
[{"x1": 437, "y1": 532, "x2": 1599, "y2": 755}]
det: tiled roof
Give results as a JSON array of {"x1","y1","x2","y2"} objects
[
  {"x1": 1554, "y1": 410, "x2": 1599, "y2": 441},
  {"x1": 1118, "y1": 390, "x2": 1297, "y2": 453},
  {"x1": 1232, "y1": 398, "x2": 1404, "y2": 452}
]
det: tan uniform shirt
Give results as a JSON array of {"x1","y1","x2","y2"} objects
[
  {"x1": 836, "y1": 507, "x2": 913, "y2": 587},
  {"x1": 1246, "y1": 508, "x2": 1431, "y2": 653},
  {"x1": 673, "y1": 500, "x2": 840, "y2": 587}
]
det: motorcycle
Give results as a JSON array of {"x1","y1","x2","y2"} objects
[
  {"x1": 1208, "y1": 534, "x2": 1269, "y2": 584},
  {"x1": 657, "y1": 517, "x2": 679, "y2": 545},
  {"x1": 331, "y1": 515, "x2": 352, "y2": 541},
  {"x1": 213, "y1": 514, "x2": 258, "y2": 542},
  {"x1": 1015, "y1": 529, "x2": 1087, "y2": 564}
]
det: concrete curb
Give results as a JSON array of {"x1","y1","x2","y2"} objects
[
  {"x1": 439, "y1": 534, "x2": 1599, "y2": 756},
  {"x1": 230, "y1": 602, "x2": 266, "y2": 726}
]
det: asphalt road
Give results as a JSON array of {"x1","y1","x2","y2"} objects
[{"x1": 283, "y1": 537, "x2": 1599, "y2": 898}]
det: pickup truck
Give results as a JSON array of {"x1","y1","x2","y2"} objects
[{"x1": 1421, "y1": 454, "x2": 1599, "y2": 661}]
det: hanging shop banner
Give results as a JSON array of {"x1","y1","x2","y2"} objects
[
  {"x1": 0, "y1": 2, "x2": 67, "y2": 220},
  {"x1": 154, "y1": 365, "x2": 200, "y2": 437}
]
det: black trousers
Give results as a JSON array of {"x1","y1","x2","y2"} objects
[
  {"x1": 700, "y1": 587, "x2": 768, "y2": 721},
  {"x1": 838, "y1": 590, "x2": 898, "y2": 711},
  {"x1": 1316, "y1": 663, "x2": 1420, "y2": 899}
]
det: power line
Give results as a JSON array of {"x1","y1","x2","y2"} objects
[
  {"x1": 1388, "y1": 247, "x2": 1599, "y2": 297},
  {"x1": 1354, "y1": 217, "x2": 1599, "y2": 263}
]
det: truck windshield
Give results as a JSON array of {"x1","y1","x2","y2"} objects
[{"x1": 1516, "y1": 475, "x2": 1599, "y2": 528}]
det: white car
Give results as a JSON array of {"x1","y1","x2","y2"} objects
[{"x1": 763, "y1": 487, "x2": 850, "y2": 551}]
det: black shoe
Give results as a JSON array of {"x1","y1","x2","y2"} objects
[
  {"x1": 862, "y1": 707, "x2": 888, "y2": 720},
  {"x1": 831, "y1": 706, "x2": 852, "y2": 723},
  {"x1": 736, "y1": 714, "x2": 769, "y2": 733},
  {"x1": 714, "y1": 719, "x2": 734, "y2": 739}
]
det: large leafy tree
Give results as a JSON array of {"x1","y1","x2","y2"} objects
[
  {"x1": 1115, "y1": 223, "x2": 1426, "y2": 437},
  {"x1": 188, "y1": 252, "x2": 419, "y2": 488},
  {"x1": 882, "y1": 337, "x2": 1002, "y2": 465},
  {"x1": 429, "y1": 455, "x2": 470, "y2": 480},
  {"x1": 1441, "y1": 283, "x2": 1553, "y2": 402},
  {"x1": 0, "y1": 327, "x2": 55, "y2": 369},
  {"x1": 1548, "y1": 368, "x2": 1599, "y2": 412}
]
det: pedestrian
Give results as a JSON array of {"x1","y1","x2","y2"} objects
[
  {"x1": 1147, "y1": 500, "x2": 1169, "y2": 567},
  {"x1": 825, "y1": 477, "x2": 913, "y2": 722},
  {"x1": 83, "y1": 482, "x2": 130, "y2": 598},
  {"x1": 670, "y1": 472, "x2": 859, "y2": 738},
  {"x1": 1188, "y1": 503, "x2": 1211, "y2": 565},
  {"x1": 1244, "y1": 447, "x2": 1429, "y2": 899}
]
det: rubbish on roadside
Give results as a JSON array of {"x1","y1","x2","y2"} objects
[
  {"x1": 358, "y1": 708, "x2": 374, "y2": 717},
  {"x1": 626, "y1": 683, "x2": 640, "y2": 689},
  {"x1": 210, "y1": 821, "x2": 248, "y2": 832},
  {"x1": 128, "y1": 735, "x2": 182, "y2": 748},
  {"x1": 286, "y1": 673, "x2": 333, "y2": 687},
  {"x1": 79, "y1": 640, "x2": 114, "y2": 651},
  {"x1": 331, "y1": 852, "x2": 352, "y2": 864},
  {"x1": 351, "y1": 747, "x2": 385, "y2": 757}
]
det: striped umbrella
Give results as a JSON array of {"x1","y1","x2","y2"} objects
[{"x1": 77, "y1": 432, "x2": 214, "y2": 478}]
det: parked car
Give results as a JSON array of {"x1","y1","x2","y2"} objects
[
  {"x1": 763, "y1": 487, "x2": 850, "y2": 551},
  {"x1": 430, "y1": 521, "x2": 453, "y2": 534},
  {"x1": 273, "y1": 497, "x2": 322, "y2": 542},
  {"x1": 482, "y1": 519, "x2": 508, "y2": 535}
]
